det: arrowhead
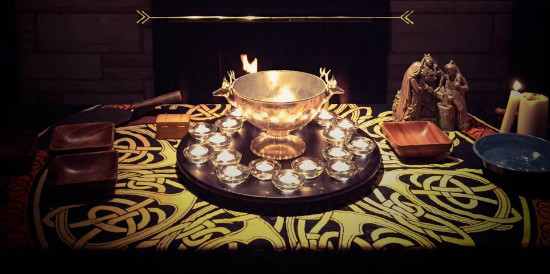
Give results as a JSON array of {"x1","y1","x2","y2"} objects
[
  {"x1": 400, "y1": 10, "x2": 414, "y2": 25},
  {"x1": 136, "y1": 10, "x2": 151, "y2": 24}
]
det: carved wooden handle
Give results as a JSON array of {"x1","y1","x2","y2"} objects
[{"x1": 132, "y1": 90, "x2": 183, "y2": 110}]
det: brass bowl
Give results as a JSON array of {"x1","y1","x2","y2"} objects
[{"x1": 214, "y1": 69, "x2": 344, "y2": 160}]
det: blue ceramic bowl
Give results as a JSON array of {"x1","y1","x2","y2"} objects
[{"x1": 473, "y1": 133, "x2": 550, "y2": 175}]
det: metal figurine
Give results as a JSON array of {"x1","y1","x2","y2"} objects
[
  {"x1": 393, "y1": 55, "x2": 472, "y2": 131},
  {"x1": 437, "y1": 60, "x2": 471, "y2": 131},
  {"x1": 392, "y1": 54, "x2": 442, "y2": 122}
]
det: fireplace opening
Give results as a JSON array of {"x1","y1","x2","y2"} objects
[{"x1": 153, "y1": 0, "x2": 388, "y2": 104}]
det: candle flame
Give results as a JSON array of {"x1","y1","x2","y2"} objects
[
  {"x1": 273, "y1": 86, "x2": 296, "y2": 102},
  {"x1": 240, "y1": 54, "x2": 258, "y2": 74},
  {"x1": 513, "y1": 80, "x2": 522, "y2": 91}
]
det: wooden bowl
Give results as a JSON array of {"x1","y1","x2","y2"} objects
[
  {"x1": 44, "y1": 150, "x2": 118, "y2": 205},
  {"x1": 381, "y1": 121, "x2": 452, "y2": 158},
  {"x1": 49, "y1": 122, "x2": 114, "y2": 154}
]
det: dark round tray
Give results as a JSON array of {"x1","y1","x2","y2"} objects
[{"x1": 176, "y1": 121, "x2": 381, "y2": 210}]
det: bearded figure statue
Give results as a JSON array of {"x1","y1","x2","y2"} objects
[{"x1": 392, "y1": 54, "x2": 442, "y2": 122}]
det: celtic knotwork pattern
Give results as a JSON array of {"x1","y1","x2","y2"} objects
[
  {"x1": 284, "y1": 211, "x2": 435, "y2": 252},
  {"x1": 348, "y1": 169, "x2": 522, "y2": 246},
  {"x1": 35, "y1": 104, "x2": 530, "y2": 253}
]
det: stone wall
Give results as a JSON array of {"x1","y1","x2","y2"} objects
[
  {"x1": 15, "y1": 0, "x2": 513, "y2": 106},
  {"x1": 15, "y1": 0, "x2": 153, "y2": 105},
  {"x1": 388, "y1": 0, "x2": 513, "y2": 107}
]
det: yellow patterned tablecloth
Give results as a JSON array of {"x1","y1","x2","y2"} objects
[{"x1": 3, "y1": 104, "x2": 548, "y2": 271}]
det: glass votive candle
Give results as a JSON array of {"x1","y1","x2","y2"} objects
[
  {"x1": 291, "y1": 156, "x2": 324, "y2": 179},
  {"x1": 216, "y1": 163, "x2": 250, "y2": 187},
  {"x1": 183, "y1": 143, "x2": 213, "y2": 164},
  {"x1": 332, "y1": 117, "x2": 357, "y2": 134},
  {"x1": 226, "y1": 106, "x2": 245, "y2": 121},
  {"x1": 204, "y1": 132, "x2": 232, "y2": 150},
  {"x1": 215, "y1": 116, "x2": 244, "y2": 135},
  {"x1": 272, "y1": 169, "x2": 305, "y2": 193},
  {"x1": 346, "y1": 136, "x2": 376, "y2": 156},
  {"x1": 322, "y1": 126, "x2": 351, "y2": 146},
  {"x1": 249, "y1": 158, "x2": 281, "y2": 180},
  {"x1": 325, "y1": 159, "x2": 357, "y2": 181},
  {"x1": 210, "y1": 148, "x2": 242, "y2": 167},
  {"x1": 322, "y1": 145, "x2": 353, "y2": 161},
  {"x1": 314, "y1": 110, "x2": 337, "y2": 127},
  {"x1": 189, "y1": 122, "x2": 217, "y2": 140}
]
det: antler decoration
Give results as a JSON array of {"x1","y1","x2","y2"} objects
[
  {"x1": 222, "y1": 70, "x2": 236, "y2": 89},
  {"x1": 320, "y1": 67, "x2": 338, "y2": 88},
  {"x1": 319, "y1": 68, "x2": 332, "y2": 83},
  {"x1": 228, "y1": 70, "x2": 236, "y2": 84}
]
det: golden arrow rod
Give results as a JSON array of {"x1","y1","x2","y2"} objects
[{"x1": 137, "y1": 10, "x2": 414, "y2": 24}]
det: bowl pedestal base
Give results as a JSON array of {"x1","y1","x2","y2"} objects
[{"x1": 250, "y1": 131, "x2": 305, "y2": 160}]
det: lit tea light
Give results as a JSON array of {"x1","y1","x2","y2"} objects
[
  {"x1": 205, "y1": 132, "x2": 232, "y2": 150},
  {"x1": 226, "y1": 106, "x2": 245, "y2": 120},
  {"x1": 210, "y1": 149, "x2": 242, "y2": 167},
  {"x1": 322, "y1": 126, "x2": 350, "y2": 146},
  {"x1": 257, "y1": 162, "x2": 274, "y2": 171},
  {"x1": 314, "y1": 110, "x2": 336, "y2": 127},
  {"x1": 224, "y1": 165, "x2": 242, "y2": 176},
  {"x1": 272, "y1": 169, "x2": 305, "y2": 193},
  {"x1": 216, "y1": 163, "x2": 250, "y2": 187},
  {"x1": 346, "y1": 136, "x2": 375, "y2": 156},
  {"x1": 189, "y1": 122, "x2": 217, "y2": 140},
  {"x1": 326, "y1": 159, "x2": 357, "y2": 181},
  {"x1": 333, "y1": 117, "x2": 357, "y2": 134},
  {"x1": 249, "y1": 158, "x2": 281, "y2": 180},
  {"x1": 215, "y1": 116, "x2": 244, "y2": 134},
  {"x1": 325, "y1": 159, "x2": 357, "y2": 181},
  {"x1": 291, "y1": 156, "x2": 324, "y2": 179},
  {"x1": 183, "y1": 143, "x2": 213, "y2": 164},
  {"x1": 332, "y1": 161, "x2": 351, "y2": 172},
  {"x1": 322, "y1": 145, "x2": 353, "y2": 161}
]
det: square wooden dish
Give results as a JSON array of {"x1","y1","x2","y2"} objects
[
  {"x1": 44, "y1": 150, "x2": 118, "y2": 205},
  {"x1": 49, "y1": 122, "x2": 114, "y2": 154},
  {"x1": 381, "y1": 121, "x2": 452, "y2": 158}
]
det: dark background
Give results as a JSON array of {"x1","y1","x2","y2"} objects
[{"x1": 1, "y1": 0, "x2": 549, "y2": 131}]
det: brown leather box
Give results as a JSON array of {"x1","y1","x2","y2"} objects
[
  {"x1": 43, "y1": 150, "x2": 118, "y2": 205},
  {"x1": 156, "y1": 114, "x2": 190, "y2": 139}
]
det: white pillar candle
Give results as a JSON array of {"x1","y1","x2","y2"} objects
[
  {"x1": 500, "y1": 90, "x2": 521, "y2": 133},
  {"x1": 517, "y1": 92, "x2": 548, "y2": 138}
]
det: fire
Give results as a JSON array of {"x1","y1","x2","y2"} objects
[
  {"x1": 513, "y1": 80, "x2": 522, "y2": 91},
  {"x1": 240, "y1": 54, "x2": 258, "y2": 73}
]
